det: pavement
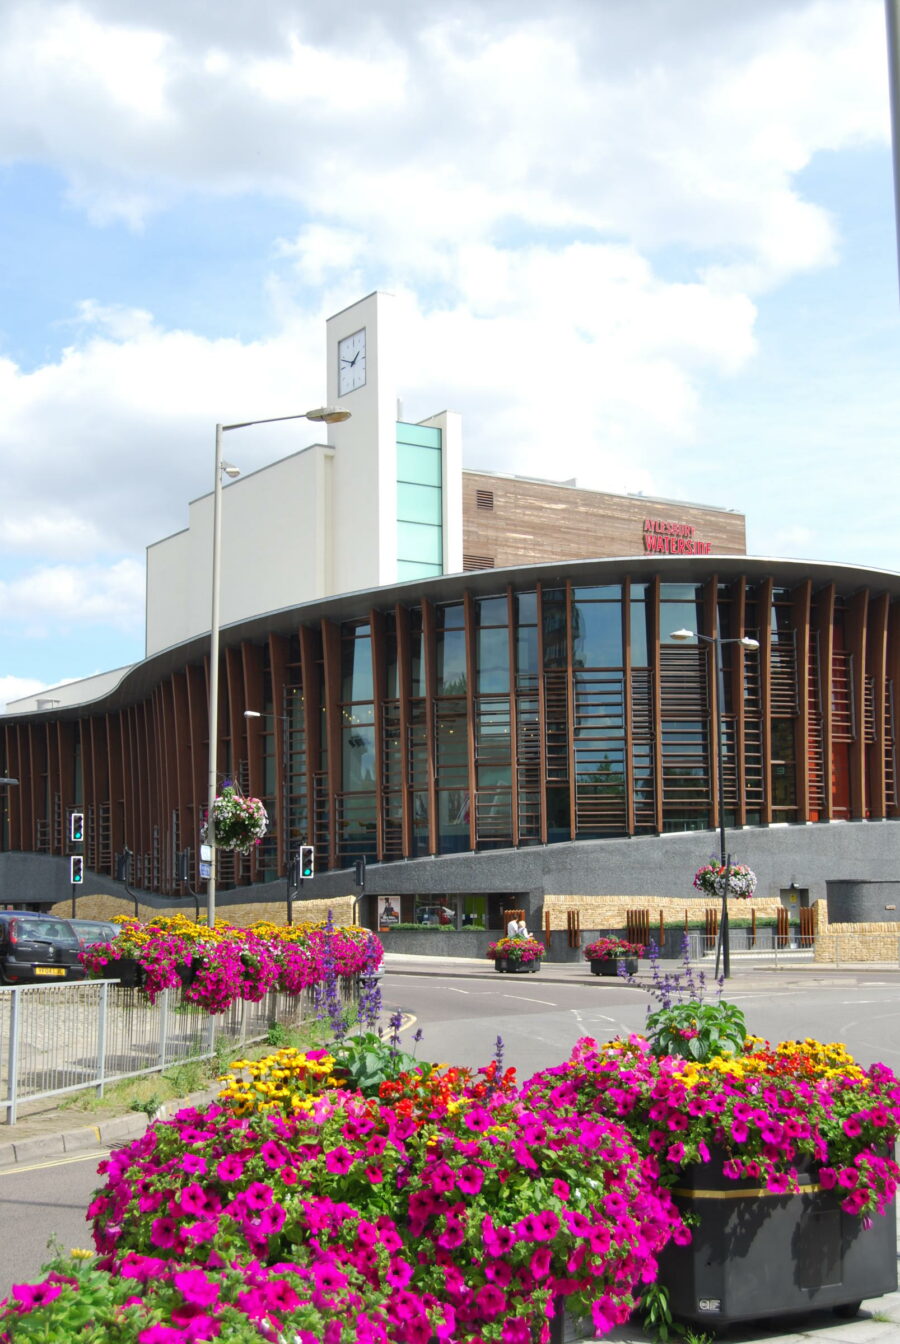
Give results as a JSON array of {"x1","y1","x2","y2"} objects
[{"x1": 1, "y1": 951, "x2": 899, "y2": 1341}]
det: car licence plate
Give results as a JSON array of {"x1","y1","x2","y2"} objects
[{"x1": 34, "y1": 967, "x2": 66, "y2": 976}]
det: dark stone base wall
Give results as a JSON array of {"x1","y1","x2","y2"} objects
[
  {"x1": 826, "y1": 879, "x2": 900, "y2": 923},
  {"x1": 4, "y1": 819, "x2": 900, "y2": 934}
]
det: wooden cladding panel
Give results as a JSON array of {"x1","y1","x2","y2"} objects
[
  {"x1": 320, "y1": 619, "x2": 342, "y2": 874},
  {"x1": 846, "y1": 589, "x2": 868, "y2": 819},
  {"x1": 462, "y1": 472, "x2": 746, "y2": 569},
  {"x1": 867, "y1": 593, "x2": 890, "y2": 819},
  {"x1": 791, "y1": 581, "x2": 812, "y2": 822}
]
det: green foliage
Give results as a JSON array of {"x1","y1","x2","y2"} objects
[
  {"x1": 639, "y1": 1282, "x2": 676, "y2": 1342},
  {"x1": 162, "y1": 1059, "x2": 204, "y2": 1094},
  {"x1": 645, "y1": 999, "x2": 747, "y2": 1062},
  {"x1": 266, "y1": 1020, "x2": 289, "y2": 1046},
  {"x1": 128, "y1": 1095, "x2": 161, "y2": 1117},
  {"x1": 329, "y1": 1030, "x2": 428, "y2": 1096},
  {"x1": 386, "y1": 923, "x2": 485, "y2": 931}
]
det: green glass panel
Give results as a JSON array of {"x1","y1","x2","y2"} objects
[
  {"x1": 397, "y1": 560, "x2": 442, "y2": 581},
  {"x1": 396, "y1": 422, "x2": 442, "y2": 448},
  {"x1": 397, "y1": 481, "x2": 442, "y2": 524},
  {"x1": 397, "y1": 442, "x2": 442, "y2": 485},
  {"x1": 397, "y1": 521, "x2": 443, "y2": 564}
]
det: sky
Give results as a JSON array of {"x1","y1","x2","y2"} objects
[{"x1": 2, "y1": 0, "x2": 900, "y2": 712}]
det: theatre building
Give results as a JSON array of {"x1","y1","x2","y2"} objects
[{"x1": 2, "y1": 294, "x2": 897, "y2": 933}]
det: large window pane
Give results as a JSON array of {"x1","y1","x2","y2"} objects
[
  {"x1": 341, "y1": 630, "x2": 373, "y2": 703},
  {"x1": 343, "y1": 724, "x2": 376, "y2": 790},
  {"x1": 660, "y1": 602, "x2": 703, "y2": 642},
  {"x1": 437, "y1": 630, "x2": 467, "y2": 693},
  {"x1": 477, "y1": 627, "x2": 509, "y2": 693},
  {"x1": 477, "y1": 596, "x2": 508, "y2": 626},
  {"x1": 572, "y1": 602, "x2": 623, "y2": 668},
  {"x1": 630, "y1": 600, "x2": 649, "y2": 666}
]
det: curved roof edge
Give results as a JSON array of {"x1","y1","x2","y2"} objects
[{"x1": 4, "y1": 552, "x2": 898, "y2": 723}]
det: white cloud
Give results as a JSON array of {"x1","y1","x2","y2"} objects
[
  {"x1": 0, "y1": 676, "x2": 50, "y2": 716},
  {"x1": 0, "y1": 0, "x2": 897, "y2": 683},
  {"x1": 0, "y1": 559, "x2": 145, "y2": 635}
]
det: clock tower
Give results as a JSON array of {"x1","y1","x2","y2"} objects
[{"x1": 326, "y1": 292, "x2": 461, "y2": 594}]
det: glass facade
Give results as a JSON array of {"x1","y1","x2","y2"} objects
[
  {"x1": 396, "y1": 422, "x2": 443, "y2": 581},
  {"x1": 3, "y1": 565, "x2": 898, "y2": 894}
]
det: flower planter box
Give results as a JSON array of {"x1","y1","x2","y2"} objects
[
  {"x1": 657, "y1": 1155, "x2": 898, "y2": 1329},
  {"x1": 590, "y1": 956, "x2": 636, "y2": 976},
  {"x1": 111, "y1": 957, "x2": 145, "y2": 988},
  {"x1": 175, "y1": 957, "x2": 204, "y2": 988},
  {"x1": 495, "y1": 957, "x2": 540, "y2": 973}
]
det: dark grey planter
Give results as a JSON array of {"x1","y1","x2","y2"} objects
[
  {"x1": 658, "y1": 1155, "x2": 898, "y2": 1328},
  {"x1": 590, "y1": 956, "x2": 637, "y2": 976},
  {"x1": 495, "y1": 957, "x2": 540, "y2": 973}
]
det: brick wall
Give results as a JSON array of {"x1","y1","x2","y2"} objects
[
  {"x1": 540, "y1": 893, "x2": 784, "y2": 931},
  {"x1": 49, "y1": 892, "x2": 357, "y2": 929},
  {"x1": 813, "y1": 901, "x2": 900, "y2": 963}
]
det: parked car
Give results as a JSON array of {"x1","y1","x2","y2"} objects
[
  {"x1": 0, "y1": 913, "x2": 86, "y2": 984},
  {"x1": 69, "y1": 918, "x2": 120, "y2": 949}
]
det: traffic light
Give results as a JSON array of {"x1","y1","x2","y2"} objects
[
  {"x1": 354, "y1": 856, "x2": 366, "y2": 889},
  {"x1": 70, "y1": 812, "x2": 84, "y2": 843},
  {"x1": 70, "y1": 855, "x2": 84, "y2": 884},
  {"x1": 300, "y1": 845, "x2": 314, "y2": 879}
]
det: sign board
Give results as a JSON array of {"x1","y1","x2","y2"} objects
[
  {"x1": 199, "y1": 861, "x2": 211, "y2": 879},
  {"x1": 643, "y1": 517, "x2": 713, "y2": 555},
  {"x1": 200, "y1": 844, "x2": 212, "y2": 862}
]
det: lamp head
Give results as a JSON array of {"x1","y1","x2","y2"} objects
[
  {"x1": 739, "y1": 637, "x2": 760, "y2": 650},
  {"x1": 305, "y1": 406, "x2": 352, "y2": 424},
  {"x1": 243, "y1": 710, "x2": 262, "y2": 719},
  {"x1": 222, "y1": 462, "x2": 241, "y2": 479},
  {"x1": 669, "y1": 628, "x2": 696, "y2": 642}
]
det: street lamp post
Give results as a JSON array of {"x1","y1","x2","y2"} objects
[
  {"x1": 206, "y1": 406, "x2": 350, "y2": 930},
  {"x1": 243, "y1": 708, "x2": 302, "y2": 921},
  {"x1": 670, "y1": 627, "x2": 760, "y2": 978}
]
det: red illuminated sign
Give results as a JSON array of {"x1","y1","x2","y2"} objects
[{"x1": 643, "y1": 517, "x2": 712, "y2": 555}]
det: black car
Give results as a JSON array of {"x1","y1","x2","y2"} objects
[
  {"x1": 69, "y1": 918, "x2": 120, "y2": 949},
  {"x1": 0, "y1": 913, "x2": 86, "y2": 984}
]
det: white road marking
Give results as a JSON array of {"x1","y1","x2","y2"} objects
[
  {"x1": 501, "y1": 994, "x2": 558, "y2": 1006},
  {"x1": 443, "y1": 987, "x2": 471, "y2": 994}
]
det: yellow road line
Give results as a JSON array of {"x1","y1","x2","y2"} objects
[{"x1": 0, "y1": 1150, "x2": 110, "y2": 1176}]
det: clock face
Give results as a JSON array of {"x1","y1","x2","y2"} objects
[{"x1": 338, "y1": 328, "x2": 366, "y2": 395}]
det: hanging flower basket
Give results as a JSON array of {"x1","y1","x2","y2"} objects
[
  {"x1": 202, "y1": 784, "x2": 268, "y2": 855},
  {"x1": 693, "y1": 860, "x2": 757, "y2": 900}
]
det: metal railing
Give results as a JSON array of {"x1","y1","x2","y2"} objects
[
  {"x1": 683, "y1": 930, "x2": 900, "y2": 969},
  {"x1": 0, "y1": 980, "x2": 313, "y2": 1125}
]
